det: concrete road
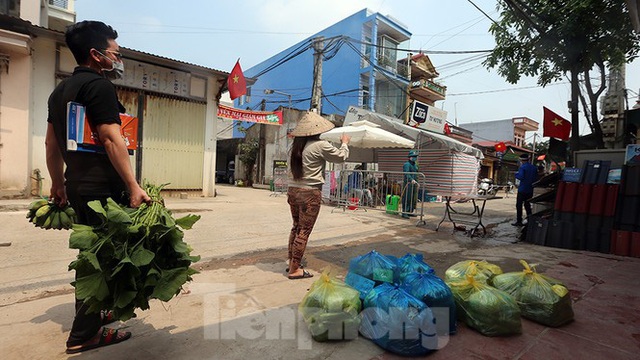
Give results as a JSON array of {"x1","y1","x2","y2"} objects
[{"x1": 0, "y1": 186, "x2": 638, "y2": 359}]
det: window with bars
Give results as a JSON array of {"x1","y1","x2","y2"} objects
[{"x1": 48, "y1": 0, "x2": 69, "y2": 9}]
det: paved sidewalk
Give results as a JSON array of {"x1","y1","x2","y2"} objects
[{"x1": 0, "y1": 186, "x2": 638, "y2": 359}]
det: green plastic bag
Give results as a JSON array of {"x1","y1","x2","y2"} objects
[
  {"x1": 491, "y1": 260, "x2": 574, "y2": 327},
  {"x1": 445, "y1": 260, "x2": 503, "y2": 284},
  {"x1": 448, "y1": 276, "x2": 521, "y2": 336},
  {"x1": 299, "y1": 269, "x2": 362, "y2": 342}
]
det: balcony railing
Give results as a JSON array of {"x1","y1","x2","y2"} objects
[
  {"x1": 376, "y1": 54, "x2": 409, "y2": 77},
  {"x1": 377, "y1": 54, "x2": 397, "y2": 71},
  {"x1": 410, "y1": 78, "x2": 447, "y2": 97},
  {"x1": 49, "y1": 0, "x2": 69, "y2": 10}
]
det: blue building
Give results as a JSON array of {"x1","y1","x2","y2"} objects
[{"x1": 235, "y1": 8, "x2": 412, "y2": 137}]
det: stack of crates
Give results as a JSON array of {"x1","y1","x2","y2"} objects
[
  {"x1": 611, "y1": 165, "x2": 640, "y2": 257},
  {"x1": 545, "y1": 160, "x2": 620, "y2": 253}
]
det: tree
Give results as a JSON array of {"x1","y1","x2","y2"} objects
[
  {"x1": 485, "y1": 0, "x2": 640, "y2": 150},
  {"x1": 525, "y1": 139, "x2": 549, "y2": 155},
  {"x1": 237, "y1": 137, "x2": 259, "y2": 186}
]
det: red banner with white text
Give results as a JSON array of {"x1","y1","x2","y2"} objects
[{"x1": 217, "y1": 104, "x2": 282, "y2": 125}]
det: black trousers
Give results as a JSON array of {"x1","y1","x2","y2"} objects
[
  {"x1": 65, "y1": 181, "x2": 128, "y2": 347},
  {"x1": 516, "y1": 191, "x2": 533, "y2": 223},
  {"x1": 402, "y1": 182, "x2": 418, "y2": 213}
]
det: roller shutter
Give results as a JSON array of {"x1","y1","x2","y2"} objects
[{"x1": 141, "y1": 94, "x2": 206, "y2": 189}]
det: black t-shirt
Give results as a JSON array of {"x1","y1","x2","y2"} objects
[{"x1": 47, "y1": 67, "x2": 126, "y2": 190}]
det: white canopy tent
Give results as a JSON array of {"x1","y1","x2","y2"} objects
[
  {"x1": 342, "y1": 106, "x2": 484, "y2": 160},
  {"x1": 341, "y1": 107, "x2": 483, "y2": 195},
  {"x1": 320, "y1": 120, "x2": 415, "y2": 149}
]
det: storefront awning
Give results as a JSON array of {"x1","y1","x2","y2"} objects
[{"x1": 343, "y1": 107, "x2": 484, "y2": 159}]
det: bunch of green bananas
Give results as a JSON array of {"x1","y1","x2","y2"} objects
[{"x1": 26, "y1": 198, "x2": 77, "y2": 230}]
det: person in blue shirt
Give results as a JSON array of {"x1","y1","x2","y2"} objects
[
  {"x1": 402, "y1": 150, "x2": 420, "y2": 218},
  {"x1": 347, "y1": 165, "x2": 373, "y2": 206},
  {"x1": 512, "y1": 153, "x2": 538, "y2": 226}
]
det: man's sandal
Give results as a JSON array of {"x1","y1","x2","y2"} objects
[
  {"x1": 101, "y1": 310, "x2": 136, "y2": 325},
  {"x1": 65, "y1": 327, "x2": 131, "y2": 354},
  {"x1": 101, "y1": 310, "x2": 116, "y2": 326}
]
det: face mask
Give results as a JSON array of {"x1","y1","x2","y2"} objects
[
  {"x1": 97, "y1": 50, "x2": 124, "y2": 80},
  {"x1": 409, "y1": 157, "x2": 417, "y2": 162},
  {"x1": 105, "y1": 61, "x2": 124, "y2": 80}
]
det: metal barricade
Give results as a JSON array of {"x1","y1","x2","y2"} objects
[{"x1": 324, "y1": 169, "x2": 427, "y2": 225}]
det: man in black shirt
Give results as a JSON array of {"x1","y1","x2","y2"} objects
[{"x1": 45, "y1": 21, "x2": 150, "y2": 354}]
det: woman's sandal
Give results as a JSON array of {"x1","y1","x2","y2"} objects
[
  {"x1": 65, "y1": 327, "x2": 131, "y2": 354},
  {"x1": 288, "y1": 269, "x2": 314, "y2": 280},
  {"x1": 285, "y1": 265, "x2": 303, "y2": 272}
]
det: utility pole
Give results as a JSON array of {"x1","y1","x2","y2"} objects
[
  {"x1": 454, "y1": 102, "x2": 458, "y2": 126},
  {"x1": 310, "y1": 36, "x2": 324, "y2": 113},
  {"x1": 404, "y1": 52, "x2": 412, "y2": 124},
  {"x1": 569, "y1": 65, "x2": 580, "y2": 166},
  {"x1": 532, "y1": 132, "x2": 537, "y2": 159},
  {"x1": 259, "y1": 99, "x2": 266, "y2": 184}
]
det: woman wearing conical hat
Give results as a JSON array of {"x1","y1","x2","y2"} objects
[{"x1": 286, "y1": 111, "x2": 350, "y2": 279}]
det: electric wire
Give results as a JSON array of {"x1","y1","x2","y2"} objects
[
  {"x1": 448, "y1": 82, "x2": 570, "y2": 96},
  {"x1": 427, "y1": 16, "x2": 488, "y2": 50},
  {"x1": 415, "y1": 13, "x2": 492, "y2": 49},
  {"x1": 346, "y1": 36, "x2": 492, "y2": 54}
]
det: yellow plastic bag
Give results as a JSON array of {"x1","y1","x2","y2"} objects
[
  {"x1": 447, "y1": 276, "x2": 521, "y2": 336},
  {"x1": 298, "y1": 269, "x2": 362, "y2": 341},
  {"x1": 491, "y1": 260, "x2": 574, "y2": 327},
  {"x1": 445, "y1": 260, "x2": 503, "y2": 284}
]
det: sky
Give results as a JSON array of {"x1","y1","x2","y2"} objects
[{"x1": 75, "y1": 0, "x2": 640, "y2": 140}]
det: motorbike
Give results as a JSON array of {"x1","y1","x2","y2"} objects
[{"x1": 477, "y1": 178, "x2": 498, "y2": 196}]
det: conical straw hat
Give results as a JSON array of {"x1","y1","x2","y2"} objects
[{"x1": 289, "y1": 111, "x2": 335, "y2": 137}]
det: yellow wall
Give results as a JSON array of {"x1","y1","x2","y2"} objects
[
  {"x1": 30, "y1": 37, "x2": 59, "y2": 195},
  {"x1": 0, "y1": 49, "x2": 31, "y2": 193}
]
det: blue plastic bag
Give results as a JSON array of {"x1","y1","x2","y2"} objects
[
  {"x1": 360, "y1": 283, "x2": 438, "y2": 356},
  {"x1": 396, "y1": 253, "x2": 435, "y2": 283},
  {"x1": 347, "y1": 250, "x2": 397, "y2": 285},
  {"x1": 401, "y1": 272, "x2": 457, "y2": 335}
]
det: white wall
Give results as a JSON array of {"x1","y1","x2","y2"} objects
[
  {"x1": 19, "y1": 0, "x2": 42, "y2": 26},
  {"x1": 459, "y1": 119, "x2": 514, "y2": 143}
]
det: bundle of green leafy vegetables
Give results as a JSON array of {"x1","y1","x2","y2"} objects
[{"x1": 68, "y1": 183, "x2": 201, "y2": 321}]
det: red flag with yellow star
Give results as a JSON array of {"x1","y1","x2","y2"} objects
[
  {"x1": 227, "y1": 59, "x2": 247, "y2": 100},
  {"x1": 543, "y1": 107, "x2": 571, "y2": 141}
]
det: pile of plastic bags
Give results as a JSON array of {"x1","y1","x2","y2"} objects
[
  {"x1": 445, "y1": 259, "x2": 574, "y2": 337},
  {"x1": 297, "y1": 253, "x2": 574, "y2": 355},
  {"x1": 345, "y1": 250, "x2": 454, "y2": 356}
]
